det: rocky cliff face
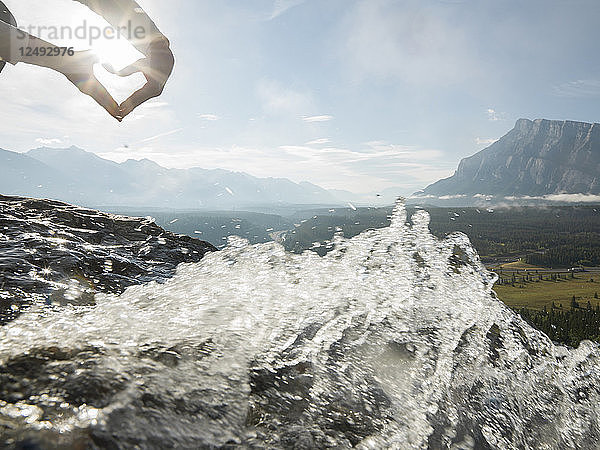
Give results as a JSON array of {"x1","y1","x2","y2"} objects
[
  {"x1": 0, "y1": 195, "x2": 217, "y2": 324},
  {"x1": 421, "y1": 119, "x2": 600, "y2": 198}
]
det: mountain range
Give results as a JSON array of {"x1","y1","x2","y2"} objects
[
  {"x1": 0, "y1": 146, "x2": 344, "y2": 209},
  {"x1": 4, "y1": 118, "x2": 600, "y2": 210},
  {"x1": 417, "y1": 118, "x2": 600, "y2": 203}
]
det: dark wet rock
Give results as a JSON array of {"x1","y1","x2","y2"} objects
[
  {"x1": 0, "y1": 340, "x2": 247, "y2": 449},
  {"x1": 137, "y1": 339, "x2": 217, "y2": 368},
  {"x1": 246, "y1": 321, "x2": 395, "y2": 449},
  {"x1": 0, "y1": 346, "x2": 126, "y2": 408},
  {"x1": 0, "y1": 195, "x2": 217, "y2": 324},
  {"x1": 486, "y1": 324, "x2": 503, "y2": 362}
]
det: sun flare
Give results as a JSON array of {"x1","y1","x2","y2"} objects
[
  {"x1": 91, "y1": 37, "x2": 141, "y2": 71},
  {"x1": 91, "y1": 37, "x2": 146, "y2": 103}
]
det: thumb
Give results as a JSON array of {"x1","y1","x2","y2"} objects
[{"x1": 102, "y1": 58, "x2": 146, "y2": 77}]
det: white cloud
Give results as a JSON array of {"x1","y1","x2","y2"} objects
[
  {"x1": 303, "y1": 115, "x2": 333, "y2": 123},
  {"x1": 198, "y1": 114, "x2": 221, "y2": 121},
  {"x1": 35, "y1": 138, "x2": 64, "y2": 146},
  {"x1": 306, "y1": 138, "x2": 331, "y2": 145},
  {"x1": 268, "y1": 0, "x2": 306, "y2": 20},
  {"x1": 138, "y1": 128, "x2": 184, "y2": 144},
  {"x1": 275, "y1": 140, "x2": 452, "y2": 192},
  {"x1": 546, "y1": 194, "x2": 600, "y2": 203},
  {"x1": 543, "y1": 194, "x2": 600, "y2": 203},
  {"x1": 478, "y1": 194, "x2": 600, "y2": 203},
  {"x1": 475, "y1": 137, "x2": 499, "y2": 146},
  {"x1": 408, "y1": 194, "x2": 435, "y2": 199},
  {"x1": 438, "y1": 194, "x2": 466, "y2": 200},
  {"x1": 140, "y1": 101, "x2": 170, "y2": 109},
  {"x1": 257, "y1": 80, "x2": 313, "y2": 115},
  {"x1": 487, "y1": 108, "x2": 502, "y2": 121},
  {"x1": 340, "y1": 0, "x2": 476, "y2": 85},
  {"x1": 364, "y1": 141, "x2": 444, "y2": 160},
  {"x1": 553, "y1": 80, "x2": 600, "y2": 98}
]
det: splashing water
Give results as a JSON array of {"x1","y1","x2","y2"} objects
[{"x1": 1, "y1": 202, "x2": 599, "y2": 448}]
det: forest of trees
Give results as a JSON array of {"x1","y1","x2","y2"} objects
[
  {"x1": 519, "y1": 303, "x2": 600, "y2": 347},
  {"x1": 425, "y1": 206, "x2": 600, "y2": 267},
  {"x1": 494, "y1": 270, "x2": 582, "y2": 285},
  {"x1": 285, "y1": 205, "x2": 600, "y2": 268},
  {"x1": 525, "y1": 234, "x2": 600, "y2": 267}
]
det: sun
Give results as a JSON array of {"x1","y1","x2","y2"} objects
[
  {"x1": 91, "y1": 37, "x2": 146, "y2": 102},
  {"x1": 91, "y1": 36, "x2": 142, "y2": 71}
]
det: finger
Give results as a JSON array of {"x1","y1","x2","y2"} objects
[
  {"x1": 80, "y1": 76, "x2": 122, "y2": 121},
  {"x1": 102, "y1": 58, "x2": 146, "y2": 77},
  {"x1": 119, "y1": 81, "x2": 163, "y2": 117},
  {"x1": 80, "y1": 49, "x2": 100, "y2": 64}
]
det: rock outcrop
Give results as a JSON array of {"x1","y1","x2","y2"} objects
[{"x1": 0, "y1": 195, "x2": 217, "y2": 324}]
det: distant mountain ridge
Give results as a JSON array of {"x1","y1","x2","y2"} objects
[
  {"x1": 418, "y1": 119, "x2": 600, "y2": 200},
  {"x1": 0, "y1": 146, "x2": 342, "y2": 209}
]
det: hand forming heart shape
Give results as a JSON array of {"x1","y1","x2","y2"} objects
[{"x1": 61, "y1": 38, "x2": 174, "y2": 122}]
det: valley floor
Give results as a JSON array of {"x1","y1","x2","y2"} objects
[{"x1": 493, "y1": 271, "x2": 600, "y2": 311}]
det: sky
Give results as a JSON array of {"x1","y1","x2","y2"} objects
[{"x1": 1, "y1": 0, "x2": 600, "y2": 195}]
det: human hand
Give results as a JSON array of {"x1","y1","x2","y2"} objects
[
  {"x1": 103, "y1": 37, "x2": 174, "y2": 118},
  {"x1": 59, "y1": 50, "x2": 123, "y2": 122}
]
